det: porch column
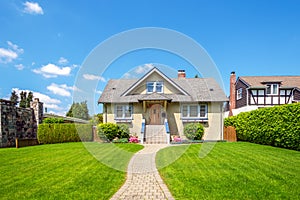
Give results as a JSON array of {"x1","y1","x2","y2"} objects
[
  {"x1": 164, "y1": 101, "x2": 167, "y2": 111},
  {"x1": 143, "y1": 101, "x2": 146, "y2": 112}
]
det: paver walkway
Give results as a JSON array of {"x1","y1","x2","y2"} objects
[{"x1": 110, "y1": 144, "x2": 174, "y2": 200}]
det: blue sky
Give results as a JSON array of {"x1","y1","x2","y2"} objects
[{"x1": 1, "y1": 0, "x2": 299, "y2": 115}]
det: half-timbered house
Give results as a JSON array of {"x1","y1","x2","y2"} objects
[{"x1": 228, "y1": 72, "x2": 300, "y2": 116}]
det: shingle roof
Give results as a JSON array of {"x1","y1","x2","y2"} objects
[
  {"x1": 98, "y1": 77, "x2": 228, "y2": 103},
  {"x1": 239, "y1": 76, "x2": 300, "y2": 89}
]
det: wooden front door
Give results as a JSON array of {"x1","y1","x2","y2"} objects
[{"x1": 149, "y1": 104, "x2": 162, "y2": 125}]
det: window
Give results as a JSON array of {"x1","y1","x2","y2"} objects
[
  {"x1": 181, "y1": 104, "x2": 207, "y2": 119},
  {"x1": 115, "y1": 104, "x2": 133, "y2": 119},
  {"x1": 147, "y1": 81, "x2": 163, "y2": 93},
  {"x1": 266, "y1": 84, "x2": 278, "y2": 95},
  {"x1": 200, "y1": 105, "x2": 206, "y2": 117},
  {"x1": 236, "y1": 88, "x2": 243, "y2": 100}
]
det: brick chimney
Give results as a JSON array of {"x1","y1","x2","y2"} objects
[
  {"x1": 178, "y1": 70, "x2": 186, "y2": 78},
  {"x1": 229, "y1": 71, "x2": 236, "y2": 116}
]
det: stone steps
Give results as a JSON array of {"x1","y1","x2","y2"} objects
[{"x1": 144, "y1": 125, "x2": 167, "y2": 144}]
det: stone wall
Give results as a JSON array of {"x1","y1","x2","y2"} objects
[{"x1": 0, "y1": 98, "x2": 43, "y2": 147}]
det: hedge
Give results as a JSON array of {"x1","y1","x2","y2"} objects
[
  {"x1": 97, "y1": 123, "x2": 130, "y2": 142},
  {"x1": 225, "y1": 103, "x2": 300, "y2": 151},
  {"x1": 37, "y1": 124, "x2": 93, "y2": 144},
  {"x1": 43, "y1": 117, "x2": 64, "y2": 124}
]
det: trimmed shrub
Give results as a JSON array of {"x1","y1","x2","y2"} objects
[
  {"x1": 184, "y1": 123, "x2": 205, "y2": 140},
  {"x1": 37, "y1": 124, "x2": 93, "y2": 144},
  {"x1": 43, "y1": 117, "x2": 64, "y2": 124},
  {"x1": 225, "y1": 103, "x2": 300, "y2": 151},
  {"x1": 97, "y1": 123, "x2": 130, "y2": 142}
]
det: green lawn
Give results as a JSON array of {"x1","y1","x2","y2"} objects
[
  {"x1": 0, "y1": 142, "x2": 143, "y2": 200},
  {"x1": 157, "y1": 142, "x2": 300, "y2": 200}
]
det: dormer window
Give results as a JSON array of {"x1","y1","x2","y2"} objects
[
  {"x1": 266, "y1": 84, "x2": 278, "y2": 95},
  {"x1": 147, "y1": 81, "x2": 163, "y2": 93}
]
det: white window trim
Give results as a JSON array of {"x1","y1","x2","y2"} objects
[
  {"x1": 114, "y1": 104, "x2": 133, "y2": 120},
  {"x1": 146, "y1": 81, "x2": 164, "y2": 94},
  {"x1": 181, "y1": 104, "x2": 208, "y2": 119},
  {"x1": 237, "y1": 88, "x2": 243, "y2": 100},
  {"x1": 266, "y1": 84, "x2": 279, "y2": 95}
]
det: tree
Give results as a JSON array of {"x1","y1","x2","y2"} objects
[
  {"x1": 19, "y1": 91, "x2": 34, "y2": 108},
  {"x1": 10, "y1": 90, "x2": 19, "y2": 106},
  {"x1": 194, "y1": 74, "x2": 199, "y2": 78},
  {"x1": 19, "y1": 91, "x2": 27, "y2": 108},
  {"x1": 66, "y1": 101, "x2": 89, "y2": 120},
  {"x1": 90, "y1": 113, "x2": 103, "y2": 125},
  {"x1": 26, "y1": 91, "x2": 33, "y2": 108}
]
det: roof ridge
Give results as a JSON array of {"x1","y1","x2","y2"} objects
[{"x1": 240, "y1": 75, "x2": 300, "y2": 77}]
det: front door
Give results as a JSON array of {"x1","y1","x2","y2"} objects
[{"x1": 149, "y1": 104, "x2": 163, "y2": 125}]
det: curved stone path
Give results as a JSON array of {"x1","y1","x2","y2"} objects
[{"x1": 110, "y1": 144, "x2": 174, "y2": 200}]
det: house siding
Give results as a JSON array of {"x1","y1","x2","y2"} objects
[
  {"x1": 235, "y1": 80, "x2": 248, "y2": 109},
  {"x1": 104, "y1": 101, "x2": 224, "y2": 141},
  {"x1": 129, "y1": 72, "x2": 182, "y2": 95},
  {"x1": 170, "y1": 102, "x2": 223, "y2": 140},
  {"x1": 294, "y1": 90, "x2": 300, "y2": 101},
  {"x1": 204, "y1": 102, "x2": 223, "y2": 140}
]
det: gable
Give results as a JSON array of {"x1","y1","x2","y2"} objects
[
  {"x1": 127, "y1": 71, "x2": 185, "y2": 95},
  {"x1": 121, "y1": 67, "x2": 189, "y2": 96},
  {"x1": 236, "y1": 77, "x2": 250, "y2": 88}
]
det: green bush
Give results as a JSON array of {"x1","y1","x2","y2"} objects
[
  {"x1": 43, "y1": 117, "x2": 64, "y2": 124},
  {"x1": 225, "y1": 103, "x2": 300, "y2": 151},
  {"x1": 184, "y1": 123, "x2": 204, "y2": 140},
  {"x1": 37, "y1": 124, "x2": 93, "y2": 144},
  {"x1": 97, "y1": 123, "x2": 130, "y2": 142},
  {"x1": 118, "y1": 124, "x2": 130, "y2": 139},
  {"x1": 112, "y1": 138, "x2": 128, "y2": 143}
]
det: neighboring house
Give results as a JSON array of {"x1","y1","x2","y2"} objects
[
  {"x1": 98, "y1": 67, "x2": 228, "y2": 143},
  {"x1": 228, "y1": 72, "x2": 300, "y2": 116}
]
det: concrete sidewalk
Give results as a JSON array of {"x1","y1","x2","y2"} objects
[{"x1": 110, "y1": 144, "x2": 174, "y2": 200}]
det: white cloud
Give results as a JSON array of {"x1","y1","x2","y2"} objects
[
  {"x1": 47, "y1": 83, "x2": 73, "y2": 97},
  {"x1": 33, "y1": 63, "x2": 71, "y2": 78},
  {"x1": 0, "y1": 41, "x2": 24, "y2": 63},
  {"x1": 123, "y1": 72, "x2": 133, "y2": 79},
  {"x1": 11, "y1": 88, "x2": 62, "y2": 111},
  {"x1": 95, "y1": 90, "x2": 102, "y2": 94},
  {"x1": 58, "y1": 57, "x2": 68, "y2": 65},
  {"x1": 135, "y1": 63, "x2": 154, "y2": 74},
  {"x1": 15, "y1": 64, "x2": 25, "y2": 70},
  {"x1": 23, "y1": 1, "x2": 44, "y2": 15},
  {"x1": 83, "y1": 74, "x2": 106, "y2": 82}
]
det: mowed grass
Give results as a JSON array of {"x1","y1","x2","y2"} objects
[
  {"x1": 0, "y1": 142, "x2": 143, "y2": 200},
  {"x1": 157, "y1": 142, "x2": 300, "y2": 200}
]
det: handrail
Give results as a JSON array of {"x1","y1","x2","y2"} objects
[
  {"x1": 141, "y1": 119, "x2": 145, "y2": 144},
  {"x1": 164, "y1": 118, "x2": 170, "y2": 144}
]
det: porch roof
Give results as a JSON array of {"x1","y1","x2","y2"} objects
[{"x1": 138, "y1": 93, "x2": 172, "y2": 102}]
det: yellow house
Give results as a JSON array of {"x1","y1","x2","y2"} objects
[{"x1": 98, "y1": 67, "x2": 228, "y2": 144}]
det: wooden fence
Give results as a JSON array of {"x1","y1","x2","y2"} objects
[
  {"x1": 223, "y1": 126, "x2": 237, "y2": 142},
  {"x1": 15, "y1": 138, "x2": 39, "y2": 148}
]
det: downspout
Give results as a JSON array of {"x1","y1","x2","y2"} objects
[{"x1": 220, "y1": 103, "x2": 224, "y2": 140}]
